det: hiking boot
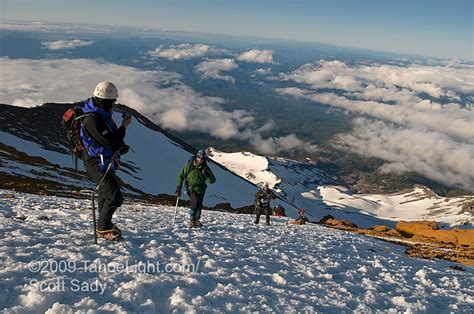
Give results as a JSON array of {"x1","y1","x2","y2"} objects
[
  {"x1": 195, "y1": 220, "x2": 203, "y2": 227},
  {"x1": 189, "y1": 220, "x2": 198, "y2": 228},
  {"x1": 96, "y1": 228, "x2": 121, "y2": 241},
  {"x1": 254, "y1": 220, "x2": 259, "y2": 224},
  {"x1": 111, "y1": 223, "x2": 122, "y2": 235},
  {"x1": 266, "y1": 222, "x2": 271, "y2": 226}
]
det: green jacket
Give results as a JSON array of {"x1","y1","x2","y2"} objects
[{"x1": 177, "y1": 160, "x2": 216, "y2": 195}]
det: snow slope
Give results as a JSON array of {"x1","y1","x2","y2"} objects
[
  {"x1": 0, "y1": 105, "x2": 261, "y2": 208},
  {"x1": 210, "y1": 149, "x2": 473, "y2": 228},
  {"x1": 0, "y1": 190, "x2": 472, "y2": 312},
  {"x1": 0, "y1": 131, "x2": 93, "y2": 192}
]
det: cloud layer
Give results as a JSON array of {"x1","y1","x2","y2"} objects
[
  {"x1": 41, "y1": 39, "x2": 94, "y2": 50},
  {"x1": 237, "y1": 50, "x2": 275, "y2": 63},
  {"x1": 334, "y1": 118, "x2": 474, "y2": 189},
  {"x1": 147, "y1": 44, "x2": 226, "y2": 60},
  {"x1": 278, "y1": 60, "x2": 474, "y2": 189},
  {"x1": 0, "y1": 20, "x2": 115, "y2": 34},
  {"x1": 0, "y1": 57, "x2": 315, "y2": 155}
]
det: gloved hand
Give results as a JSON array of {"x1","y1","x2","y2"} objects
[
  {"x1": 122, "y1": 115, "x2": 132, "y2": 128},
  {"x1": 118, "y1": 144, "x2": 130, "y2": 155},
  {"x1": 175, "y1": 188, "x2": 181, "y2": 197}
]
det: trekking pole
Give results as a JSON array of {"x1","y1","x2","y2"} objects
[
  {"x1": 172, "y1": 197, "x2": 179, "y2": 226},
  {"x1": 80, "y1": 189, "x2": 98, "y2": 244},
  {"x1": 91, "y1": 191, "x2": 97, "y2": 244}
]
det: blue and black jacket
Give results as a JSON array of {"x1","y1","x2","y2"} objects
[{"x1": 80, "y1": 98, "x2": 126, "y2": 171}]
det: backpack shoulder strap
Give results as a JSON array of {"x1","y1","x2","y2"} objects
[
  {"x1": 183, "y1": 160, "x2": 195, "y2": 183},
  {"x1": 182, "y1": 160, "x2": 197, "y2": 192}
]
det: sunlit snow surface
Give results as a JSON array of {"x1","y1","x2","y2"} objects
[{"x1": 1, "y1": 190, "x2": 472, "y2": 312}]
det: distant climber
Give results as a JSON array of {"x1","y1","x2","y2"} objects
[
  {"x1": 273, "y1": 204, "x2": 286, "y2": 217},
  {"x1": 80, "y1": 81, "x2": 132, "y2": 241},
  {"x1": 176, "y1": 149, "x2": 216, "y2": 228},
  {"x1": 290, "y1": 208, "x2": 309, "y2": 225},
  {"x1": 254, "y1": 183, "x2": 275, "y2": 226}
]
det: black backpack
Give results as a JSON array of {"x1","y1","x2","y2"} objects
[
  {"x1": 255, "y1": 191, "x2": 270, "y2": 208},
  {"x1": 62, "y1": 106, "x2": 88, "y2": 169}
]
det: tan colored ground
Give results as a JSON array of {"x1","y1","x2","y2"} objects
[{"x1": 319, "y1": 215, "x2": 474, "y2": 266}]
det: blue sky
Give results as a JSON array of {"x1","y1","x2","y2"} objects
[{"x1": 1, "y1": 0, "x2": 472, "y2": 60}]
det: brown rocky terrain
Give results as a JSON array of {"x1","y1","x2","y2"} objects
[{"x1": 319, "y1": 215, "x2": 474, "y2": 267}]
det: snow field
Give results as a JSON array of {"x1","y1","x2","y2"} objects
[{"x1": 0, "y1": 190, "x2": 473, "y2": 312}]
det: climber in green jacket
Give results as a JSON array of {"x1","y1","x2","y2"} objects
[{"x1": 176, "y1": 149, "x2": 216, "y2": 228}]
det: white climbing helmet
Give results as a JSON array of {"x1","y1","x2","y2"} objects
[{"x1": 93, "y1": 81, "x2": 118, "y2": 99}]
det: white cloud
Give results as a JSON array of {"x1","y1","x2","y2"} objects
[
  {"x1": 147, "y1": 44, "x2": 226, "y2": 60},
  {"x1": 41, "y1": 39, "x2": 94, "y2": 50},
  {"x1": 195, "y1": 59, "x2": 238, "y2": 83},
  {"x1": 0, "y1": 57, "x2": 310, "y2": 154},
  {"x1": 256, "y1": 120, "x2": 276, "y2": 133},
  {"x1": 250, "y1": 134, "x2": 318, "y2": 156},
  {"x1": 237, "y1": 49, "x2": 275, "y2": 64},
  {"x1": 277, "y1": 60, "x2": 474, "y2": 189},
  {"x1": 256, "y1": 68, "x2": 272, "y2": 75}
]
